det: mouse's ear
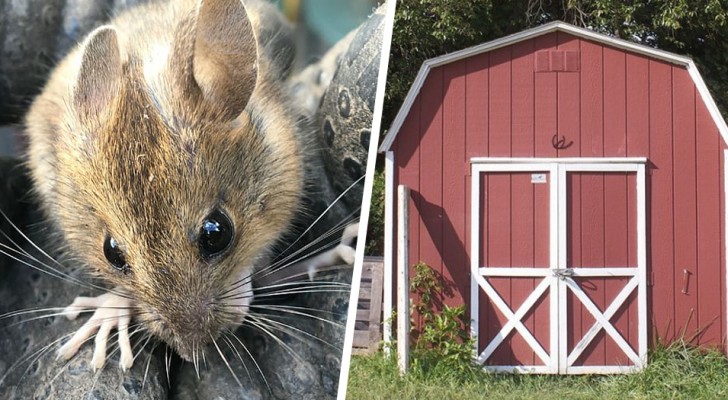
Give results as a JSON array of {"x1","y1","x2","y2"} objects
[
  {"x1": 173, "y1": 0, "x2": 258, "y2": 121},
  {"x1": 73, "y1": 26, "x2": 122, "y2": 118}
]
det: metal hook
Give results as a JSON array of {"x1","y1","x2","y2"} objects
[{"x1": 551, "y1": 134, "x2": 573, "y2": 150}]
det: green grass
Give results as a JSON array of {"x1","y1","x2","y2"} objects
[{"x1": 347, "y1": 342, "x2": 728, "y2": 399}]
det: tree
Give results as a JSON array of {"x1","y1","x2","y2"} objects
[{"x1": 384, "y1": 0, "x2": 728, "y2": 131}]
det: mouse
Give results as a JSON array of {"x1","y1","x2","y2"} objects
[{"x1": 22, "y1": 0, "x2": 357, "y2": 372}]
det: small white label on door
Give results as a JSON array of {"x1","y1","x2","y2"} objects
[{"x1": 531, "y1": 173, "x2": 547, "y2": 183}]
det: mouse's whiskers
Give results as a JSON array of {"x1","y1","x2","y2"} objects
[
  {"x1": 0, "y1": 209, "x2": 131, "y2": 300},
  {"x1": 220, "y1": 214, "x2": 358, "y2": 300},
  {"x1": 210, "y1": 333, "x2": 244, "y2": 389},
  {"x1": 225, "y1": 328, "x2": 272, "y2": 394},
  {"x1": 270, "y1": 175, "x2": 364, "y2": 264},
  {"x1": 242, "y1": 315, "x2": 305, "y2": 366},
  {"x1": 139, "y1": 340, "x2": 159, "y2": 398},
  {"x1": 248, "y1": 304, "x2": 344, "y2": 327}
]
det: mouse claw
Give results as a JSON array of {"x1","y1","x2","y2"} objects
[
  {"x1": 62, "y1": 296, "x2": 104, "y2": 320},
  {"x1": 118, "y1": 314, "x2": 133, "y2": 371},
  {"x1": 57, "y1": 290, "x2": 135, "y2": 370},
  {"x1": 91, "y1": 319, "x2": 114, "y2": 371}
]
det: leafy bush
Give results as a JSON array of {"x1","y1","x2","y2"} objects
[
  {"x1": 409, "y1": 261, "x2": 476, "y2": 377},
  {"x1": 365, "y1": 168, "x2": 385, "y2": 255}
]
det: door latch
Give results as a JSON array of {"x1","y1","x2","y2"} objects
[{"x1": 552, "y1": 268, "x2": 574, "y2": 280}]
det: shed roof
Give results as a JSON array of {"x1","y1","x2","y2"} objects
[{"x1": 379, "y1": 21, "x2": 728, "y2": 152}]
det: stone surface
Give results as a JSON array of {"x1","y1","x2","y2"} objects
[
  {"x1": 288, "y1": 3, "x2": 386, "y2": 234},
  {"x1": 316, "y1": 4, "x2": 385, "y2": 212},
  {"x1": 0, "y1": 0, "x2": 149, "y2": 123}
]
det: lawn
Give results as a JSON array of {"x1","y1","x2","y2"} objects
[{"x1": 347, "y1": 342, "x2": 728, "y2": 399}]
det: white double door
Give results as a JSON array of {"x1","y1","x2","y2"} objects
[{"x1": 470, "y1": 159, "x2": 647, "y2": 374}]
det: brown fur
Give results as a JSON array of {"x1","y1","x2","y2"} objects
[{"x1": 24, "y1": 0, "x2": 311, "y2": 360}]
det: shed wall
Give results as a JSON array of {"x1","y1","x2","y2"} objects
[{"x1": 391, "y1": 31, "x2": 727, "y2": 349}]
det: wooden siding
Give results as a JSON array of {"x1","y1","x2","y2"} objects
[{"x1": 391, "y1": 31, "x2": 727, "y2": 352}]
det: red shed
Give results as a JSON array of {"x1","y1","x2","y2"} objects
[{"x1": 379, "y1": 21, "x2": 728, "y2": 374}]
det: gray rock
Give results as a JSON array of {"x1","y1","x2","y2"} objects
[
  {"x1": 0, "y1": 0, "x2": 148, "y2": 123},
  {"x1": 314, "y1": 4, "x2": 385, "y2": 212}
]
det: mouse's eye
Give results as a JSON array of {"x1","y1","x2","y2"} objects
[
  {"x1": 104, "y1": 236, "x2": 131, "y2": 274},
  {"x1": 199, "y1": 209, "x2": 234, "y2": 259}
]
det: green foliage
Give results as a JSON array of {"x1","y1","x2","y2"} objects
[
  {"x1": 409, "y1": 261, "x2": 440, "y2": 323},
  {"x1": 413, "y1": 305, "x2": 475, "y2": 376},
  {"x1": 385, "y1": 0, "x2": 504, "y2": 126},
  {"x1": 409, "y1": 261, "x2": 476, "y2": 376},
  {"x1": 582, "y1": 0, "x2": 728, "y2": 116},
  {"x1": 349, "y1": 340, "x2": 728, "y2": 399},
  {"x1": 365, "y1": 169, "x2": 385, "y2": 255},
  {"x1": 384, "y1": 0, "x2": 728, "y2": 130}
]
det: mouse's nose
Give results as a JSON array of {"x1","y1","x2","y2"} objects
[
  {"x1": 155, "y1": 297, "x2": 217, "y2": 350},
  {"x1": 174, "y1": 298, "x2": 214, "y2": 331}
]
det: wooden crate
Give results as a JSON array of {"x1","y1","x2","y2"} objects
[{"x1": 352, "y1": 256, "x2": 384, "y2": 354}]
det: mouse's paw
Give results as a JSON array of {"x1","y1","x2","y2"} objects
[
  {"x1": 340, "y1": 222, "x2": 359, "y2": 247},
  {"x1": 57, "y1": 289, "x2": 135, "y2": 371},
  {"x1": 337, "y1": 222, "x2": 358, "y2": 265},
  {"x1": 304, "y1": 223, "x2": 359, "y2": 279},
  {"x1": 336, "y1": 243, "x2": 356, "y2": 265}
]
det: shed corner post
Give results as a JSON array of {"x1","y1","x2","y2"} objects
[
  {"x1": 397, "y1": 184, "x2": 410, "y2": 375},
  {"x1": 383, "y1": 151, "x2": 395, "y2": 354}
]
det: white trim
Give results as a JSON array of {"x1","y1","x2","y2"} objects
[
  {"x1": 483, "y1": 366, "x2": 557, "y2": 374},
  {"x1": 556, "y1": 163, "x2": 647, "y2": 373},
  {"x1": 471, "y1": 163, "x2": 558, "y2": 373},
  {"x1": 557, "y1": 164, "x2": 568, "y2": 373},
  {"x1": 483, "y1": 364, "x2": 640, "y2": 375},
  {"x1": 470, "y1": 160, "x2": 647, "y2": 374},
  {"x1": 472, "y1": 162, "x2": 553, "y2": 172},
  {"x1": 379, "y1": 22, "x2": 728, "y2": 152},
  {"x1": 484, "y1": 364, "x2": 641, "y2": 374},
  {"x1": 549, "y1": 163, "x2": 559, "y2": 373},
  {"x1": 383, "y1": 151, "x2": 394, "y2": 350},
  {"x1": 478, "y1": 268, "x2": 551, "y2": 276},
  {"x1": 688, "y1": 62, "x2": 728, "y2": 144},
  {"x1": 637, "y1": 164, "x2": 648, "y2": 365},
  {"x1": 565, "y1": 277, "x2": 641, "y2": 366},
  {"x1": 564, "y1": 267, "x2": 638, "y2": 277},
  {"x1": 470, "y1": 161, "x2": 481, "y2": 359},
  {"x1": 472, "y1": 157, "x2": 647, "y2": 165},
  {"x1": 565, "y1": 366, "x2": 642, "y2": 374}
]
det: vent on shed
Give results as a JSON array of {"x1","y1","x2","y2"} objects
[{"x1": 535, "y1": 50, "x2": 580, "y2": 72}]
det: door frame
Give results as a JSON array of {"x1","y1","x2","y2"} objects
[{"x1": 469, "y1": 157, "x2": 647, "y2": 374}]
